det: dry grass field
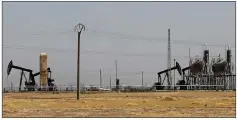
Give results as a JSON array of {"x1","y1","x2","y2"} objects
[{"x1": 2, "y1": 91, "x2": 236, "y2": 117}]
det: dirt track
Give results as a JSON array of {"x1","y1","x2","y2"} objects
[{"x1": 2, "y1": 91, "x2": 236, "y2": 117}]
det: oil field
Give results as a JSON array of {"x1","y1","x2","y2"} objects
[
  {"x1": 2, "y1": 1, "x2": 236, "y2": 118},
  {"x1": 3, "y1": 39, "x2": 236, "y2": 117}
]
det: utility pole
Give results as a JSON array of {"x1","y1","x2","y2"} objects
[
  {"x1": 188, "y1": 48, "x2": 191, "y2": 75},
  {"x1": 115, "y1": 60, "x2": 119, "y2": 92},
  {"x1": 110, "y1": 76, "x2": 111, "y2": 90},
  {"x1": 167, "y1": 28, "x2": 172, "y2": 89},
  {"x1": 100, "y1": 69, "x2": 102, "y2": 88},
  {"x1": 142, "y1": 71, "x2": 144, "y2": 87},
  {"x1": 74, "y1": 23, "x2": 85, "y2": 100},
  {"x1": 10, "y1": 82, "x2": 13, "y2": 91},
  {"x1": 173, "y1": 59, "x2": 176, "y2": 91},
  {"x1": 115, "y1": 60, "x2": 118, "y2": 80}
]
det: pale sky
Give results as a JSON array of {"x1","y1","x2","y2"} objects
[{"x1": 2, "y1": 2, "x2": 236, "y2": 89}]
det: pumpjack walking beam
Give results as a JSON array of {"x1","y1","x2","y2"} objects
[
  {"x1": 32, "y1": 68, "x2": 52, "y2": 79},
  {"x1": 158, "y1": 62, "x2": 182, "y2": 76}
]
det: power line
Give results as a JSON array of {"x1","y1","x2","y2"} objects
[
  {"x1": 27, "y1": 27, "x2": 235, "y2": 48},
  {"x1": 3, "y1": 44, "x2": 228, "y2": 58},
  {"x1": 88, "y1": 29, "x2": 235, "y2": 48}
]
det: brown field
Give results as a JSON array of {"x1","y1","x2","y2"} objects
[{"x1": 2, "y1": 91, "x2": 236, "y2": 117}]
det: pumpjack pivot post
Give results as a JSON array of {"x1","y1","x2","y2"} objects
[{"x1": 19, "y1": 71, "x2": 23, "y2": 91}]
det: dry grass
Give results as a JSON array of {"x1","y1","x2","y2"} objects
[{"x1": 2, "y1": 91, "x2": 236, "y2": 117}]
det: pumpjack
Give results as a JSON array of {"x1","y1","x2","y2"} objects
[
  {"x1": 175, "y1": 66, "x2": 190, "y2": 90},
  {"x1": 154, "y1": 62, "x2": 182, "y2": 90},
  {"x1": 7, "y1": 60, "x2": 56, "y2": 91}
]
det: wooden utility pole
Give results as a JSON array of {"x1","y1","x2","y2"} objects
[
  {"x1": 115, "y1": 60, "x2": 119, "y2": 92},
  {"x1": 173, "y1": 59, "x2": 176, "y2": 91},
  {"x1": 74, "y1": 23, "x2": 85, "y2": 100},
  {"x1": 10, "y1": 82, "x2": 13, "y2": 91},
  {"x1": 188, "y1": 48, "x2": 191, "y2": 75},
  {"x1": 100, "y1": 69, "x2": 102, "y2": 88},
  {"x1": 110, "y1": 76, "x2": 112, "y2": 90},
  {"x1": 142, "y1": 71, "x2": 144, "y2": 86},
  {"x1": 115, "y1": 60, "x2": 118, "y2": 80}
]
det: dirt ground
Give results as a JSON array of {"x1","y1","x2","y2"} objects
[{"x1": 2, "y1": 91, "x2": 236, "y2": 117}]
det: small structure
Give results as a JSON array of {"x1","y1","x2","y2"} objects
[
  {"x1": 116, "y1": 79, "x2": 120, "y2": 91},
  {"x1": 40, "y1": 53, "x2": 48, "y2": 91}
]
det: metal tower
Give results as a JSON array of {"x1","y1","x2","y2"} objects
[{"x1": 167, "y1": 28, "x2": 172, "y2": 89}]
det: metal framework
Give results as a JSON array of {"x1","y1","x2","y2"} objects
[
  {"x1": 184, "y1": 75, "x2": 236, "y2": 90},
  {"x1": 179, "y1": 44, "x2": 235, "y2": 91}
]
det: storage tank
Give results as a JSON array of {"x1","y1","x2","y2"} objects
[
  {"x1": 190, "y1": 60, "x2": 204, "y2": 75},
  {"x1": 40, "y1": 53, "x2": 48, "y2": 90},
  {"x1": 212, "y1": 60, "x2": 228, "y2": 75}
]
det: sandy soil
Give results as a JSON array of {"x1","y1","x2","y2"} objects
[{"x1": 2, "y1": 91, "x2": 236, "y2": 117}]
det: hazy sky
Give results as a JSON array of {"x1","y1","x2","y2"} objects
[{"x1": 2, "y1": 2, "x2": 236, "y2": 89}]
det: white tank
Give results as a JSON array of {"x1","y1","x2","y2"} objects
[{"x1": 40, "y1": 53, "x2": 47, "y2": 56}]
